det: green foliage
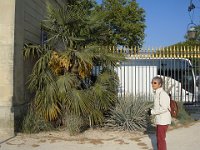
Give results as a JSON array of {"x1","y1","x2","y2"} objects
[
  {"x1": 101, "y1": 0, "x2": 146, "y2": 47},
  {"x1": 22, "y1": 108, "x2": 54, "y2": 133},
  {"x1": 108, "y1": 95, "x2": 153, "y2": 131},
  {"x1": 23, "y1": 44, "x2": 45, "y2": 59},
  {"x1": 23, "y1": 2, "x2": 121, "y2": 124},
  {"x1": 65, "y1": 115, "x2": 83, "y2": 136},
  {"x1": 171, "y1": 40, "x2": 200, "y2": 47},
  {"x1": 177, "y1": 102, "x2": 193, "y2": 124},
  {"x1": 23, "y1": 0, "x2": 145, "y2": 132}
]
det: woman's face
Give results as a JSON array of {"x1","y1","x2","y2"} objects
[{"x1": 151, "y1": 80, "x2": 161, "y2": 90}]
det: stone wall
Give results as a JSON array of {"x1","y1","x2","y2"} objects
[
  {"x1": 0, "y1": 0, "x2": 65, "y2": 138},
  {"x1": 0, "y1": 0, "x2": 47, "y2": 137},
  {"x1": 0, "y1": 0, "x2": 16, "y2": 137}
]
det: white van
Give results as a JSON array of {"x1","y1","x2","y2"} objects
[{"x1": 116, "y1": 57, "x2": 197, "y2": 103}]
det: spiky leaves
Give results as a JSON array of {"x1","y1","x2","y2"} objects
[
  {"x1": 43, "y1": 2, "x2": 92, "y2": 49},
  {"x1": 109, "y1": 95, "x2": 153, "y2": 131}
]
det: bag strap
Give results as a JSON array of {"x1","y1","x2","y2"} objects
[{"x1": 168, "y1": 96, "x2": 171, "y2": 113}]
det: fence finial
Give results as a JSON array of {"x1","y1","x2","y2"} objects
[
  {"x1": 183, "y1": 46, "x2": 186, "y2": 58},
  {"x1": 196, "y1": 46, "x2": 200, "y2": 58},
  {"x1": 180, "y1": 46, "x2": 183, "y2": 58},
  {"x1": 173, "y1": 46, "x2": 176, "y2": 58},
  {"x1": 134, "y1": 46, "x2": 137, "y2": 58},
  {"x1": 152, "y1": 47, "x2": 155, "y2": 58},
  {"x1": 169, "y1": 47, "x2": 173, "y2": 58},
  {"x1": 148, "y1": 47, "x2": 150, "y2": 58}
]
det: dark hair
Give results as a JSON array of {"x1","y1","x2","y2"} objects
[{"x1": 152, "y1": 76, "x2": 163, "y2": 86}]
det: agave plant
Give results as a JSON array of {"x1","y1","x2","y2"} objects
[
  {"x1": 23, "y1": 1, "x2": 124, "y2": 130},
  {"x1": 108, "y1": 95, "x2": 153, "y2": 131}
]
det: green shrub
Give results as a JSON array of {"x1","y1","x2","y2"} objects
[
  {"x1": 108, "y1": 95, "x2": 153, "y2": 131},
  {"x1": 65, "y1": 115, "x2": 83, "y2": 136},
  {"x1": 22, "y1": 110, "x2": 54, "y2": 133},
  {"x1": 177, "y1": 102, "x2": 193, "y2": 124}
]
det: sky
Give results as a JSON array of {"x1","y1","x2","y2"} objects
[{"x1": 96, "y1": 0, "x2": 200, "y2": 47}]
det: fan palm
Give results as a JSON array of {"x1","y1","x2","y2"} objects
[{"x1": 23, "y1": 1, "x2": 124, "y2": 126}]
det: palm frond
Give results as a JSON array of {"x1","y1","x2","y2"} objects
[
  {"x1": 43, "y1": 2, "x2": 87, "y2": 48},
  {"x1": 95, "y1": 70, "x2": 119, "y2": 92},
  {"x1": 26, "y1": 50, "x2": 54, "y2": 91},
  {"x1": 90, "y1": 83, "x2": 116, "y2": 110},
  {"x1": 27, "y1": 69, "x2": 55, "y2": 92},
  {"x1": 64, "y1": 89, "x2": 93, "y2": 116},
  {"x1": 93, "y1": 47, "x2": 125, "y2": 67},
  {"x1": 87, "y1": 70, "x2": 119, "y2": 111},
  {"x1": 74, "y1": 47, "x2": 94, "y2": 64},
  {"x1": 88, "y1": 110, "x2": 104, "y2": 126},
  {"x1": 34, "y1": 84, "x2": 60, "y2": 121},
  {"x1": 23, "y1": 44, "x2": 44, "y2": 60},
  {"x1": 55, "y1": 73, "x2": 78, "y2": 95},
  {"x1": 32, "y1": 50, "x2": 52, "y2": 75}
]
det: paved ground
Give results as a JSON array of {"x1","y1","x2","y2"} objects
[{"x1": 0, "y1": 121, "x2": 200, "y2": 150}]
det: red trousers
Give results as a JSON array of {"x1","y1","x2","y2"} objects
[{"x1": 156, "y1": 125, "x2": 168, "y2": 150}]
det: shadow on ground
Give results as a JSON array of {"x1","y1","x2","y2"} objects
[{"x1": 145, "y1": 116, "x2": 157, "y2": 150}]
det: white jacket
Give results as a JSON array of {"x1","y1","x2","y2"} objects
[{"x1": 151, "y1": 88, "x2": 171, "y2": 125}]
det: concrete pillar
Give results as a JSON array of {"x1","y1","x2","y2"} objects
[{"x1": 0, "y1": 0, "x2": 16, "y2": 137}]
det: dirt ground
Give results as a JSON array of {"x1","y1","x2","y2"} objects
[{"x1": 0, "y1": 121, "x2": 200, "y2": 150}]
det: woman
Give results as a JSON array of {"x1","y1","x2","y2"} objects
[{"x1": 148, "y1": 76, "x2": 171, "y2": 150}]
